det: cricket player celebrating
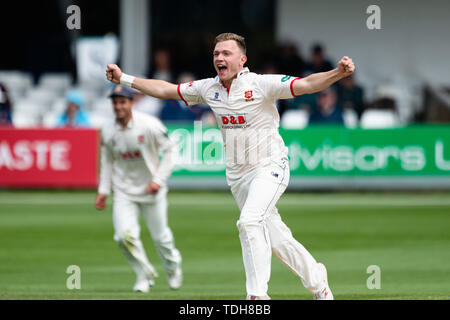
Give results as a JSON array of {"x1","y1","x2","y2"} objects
[
  {"x1": 105, "y1": 33, "x2": 355, "y2": 300},
  {"x1": 94, "y1": 85, "x2": 182, "y2": 293}
]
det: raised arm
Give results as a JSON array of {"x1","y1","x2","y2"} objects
[
  {"x1": 106, "y1": 64, "x2": 180, "y2": 100},
  {"x1": 292, "y1": 56, "x2": 355, "y2": 96}
]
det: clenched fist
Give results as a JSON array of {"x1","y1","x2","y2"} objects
[
  {"x1": 106, "y1": 64, "x2": 122, "y2": 84},
  {"x1": 337, "y1": 56, "x2": 355, "y2": 77}
]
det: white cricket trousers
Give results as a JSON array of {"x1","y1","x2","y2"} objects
[
  {"x1": 112, "y1": 190, "x2": 182, "y2": 281},
  {"x1": 230, "y1": 157, "x2": 325, "y2": 297}
]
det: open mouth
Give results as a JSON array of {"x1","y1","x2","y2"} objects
[{"x1": 217, "y1": 65, "x2": 227, "y2": 72}]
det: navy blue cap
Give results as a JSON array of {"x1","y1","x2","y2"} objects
[{"x1": 109, "y1": 85, "x2": 134, "y2": 99}]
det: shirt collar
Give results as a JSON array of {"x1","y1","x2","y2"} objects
[
  {"x1": 237, "y1": 67, "x2": 250, "y2": 78},
  {"x1": 214, "y1": 67, "x2": 250, "y2": 83}
]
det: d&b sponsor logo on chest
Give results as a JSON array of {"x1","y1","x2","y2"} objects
[
  {"x1": 121, "y1": 150, "x2": 142, "y2": 160},
  {"x1": 220, "y1": 113, "x2": 250, "y2": 129}
]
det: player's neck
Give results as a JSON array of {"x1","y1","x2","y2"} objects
[
  {"x1": 221, "y1": 77, "x2": 234, "y2": 89},
  {"x1": 221, "y1": 67, "x2": 243, "y2": 89}
]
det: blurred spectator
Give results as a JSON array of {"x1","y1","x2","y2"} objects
[
  {"x1": 371, "y1": 97, "x2": 397, "y2": 111},
  {"x1": 337, "y1": 74, "x2": 365, "y2": 119},
  {"x1": 288, "y1": 92, "x2": 318, "y2": 114},
  {"x1": 133, "y1": 90, "x2": 162, "y2": 117},
  {"x1": 305, "y1": 44, "x2": 334, "y2": 74},
  {"x1": 159, "y1": 73, "x2": 211, "y2": 123},
  {"x1": 260, "y1": 62, "x2": 278, "y2": 75},
  {"x1": 56, "y1": 90, "x2": 91, "y2": 127},
  {"x1": 276, "y1": 41, "x2": 305, "y2": 76},
  {"x1": 140, "y1": 48, "x2": 174, "y2": 118},
  {"x1": 259, "y1": 63, "x2": 289, "y2": 117},
  {"x1": 151, "y1": 48, "x2": 173, "y2": 82},
  {"x1": 0, "y1": 83, "x2": 12, "y2": 126},
  {"x1": 308, "y1": 88, "x2": 344, "y2": 125}
]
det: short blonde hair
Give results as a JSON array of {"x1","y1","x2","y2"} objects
[{"x1": 214, "y1": 33, "x2": 246, "y2": 54}]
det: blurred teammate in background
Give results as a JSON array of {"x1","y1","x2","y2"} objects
[
  {"x1": 94, "y1": 85, "x2": 182, "y2": 293},
  {"x1": 105, "y1": 33, "x2": 355, "y2": 300}
]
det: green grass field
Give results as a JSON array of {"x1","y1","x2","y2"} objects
[{"x1": 0, "y1": 190, "x2": 449, "y2": 300}]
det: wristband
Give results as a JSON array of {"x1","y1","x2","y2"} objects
[{"x1": 120, "y1": 73, "x2": 135, "y2": 87}]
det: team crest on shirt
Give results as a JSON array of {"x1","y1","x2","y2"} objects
[
  {"x1": 244, "y1": 90, "x2": 254, "y2": 102},
  {"x1": 138, "y1": 135, "x2": 145, "y2": 143}
]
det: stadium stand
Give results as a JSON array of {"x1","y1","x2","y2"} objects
[
  {"x1": 280, "y1": 109, "x2": 309, "y2": 129},
  {"x1": 38, "y1": 73, "x2": 73, "y2": 95},
  {"x1": 0, "y1": 71, "x2": 33, "y2": 105},
  {"x1": 342, "y1": 109, "x2": 358, "y2": 128},
  {"x1": 0, "y1": 70, "x2": 118, "y2": 128},
  {"x1": 422, "y1": 85, "x2": 450, "y2": 122},
  {"x1": 360, "y1": 109, "x2": 400, "y2": 129},
  {"x1": 0, "y1": 66, "x2": 436, "y2": 130}
]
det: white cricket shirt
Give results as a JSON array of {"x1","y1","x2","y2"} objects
[
  {"x1": 98, "y1": 110, "x2": 178, "y2": 202},
  {"x1": 178, "y1": 67, "x2": 300, "y2": 182}
]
